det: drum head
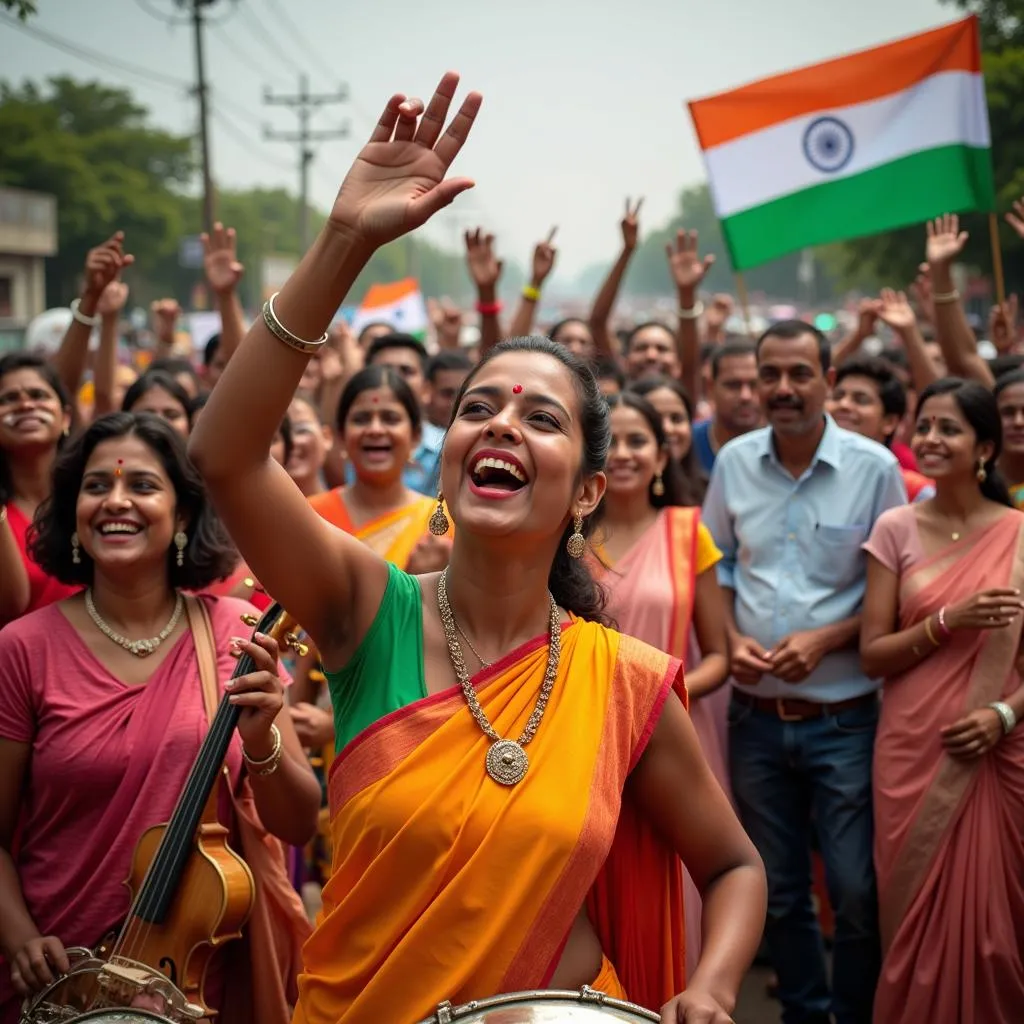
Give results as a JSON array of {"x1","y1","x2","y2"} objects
[
  {"x1": 64, "y1": 1012, "x2": 172, "y2": 1024},
  {"x1": 419, "y1": 989, "x2": 661, "y2": 1022}
]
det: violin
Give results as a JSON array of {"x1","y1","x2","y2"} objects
[{"x1": 19, "y1": 603, "x2": 308, "y2": 1024}]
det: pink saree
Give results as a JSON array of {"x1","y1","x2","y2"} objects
[{"x1": 873, "y1": 513, "x2": 1024, "y2": 1023}]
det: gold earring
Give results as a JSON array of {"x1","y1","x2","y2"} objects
[
  {"x1": 71, "y1": 531, "x2": 81, "y2": 565},
  {"x1": 652, "y1": 473, "x2": 665, "y2": 497},
  {"x1": 428, "y1": 494, "x2": 450, "y2": 536},
  {"x1": 566, "y1": 510, "x2": 586, "y2": 559},
  {"x1": 174, "y1": 530, "x2": 188, "y2": 567},
  {"x1": 977, "y1": 459, "x2": 987, "y2": 483}
]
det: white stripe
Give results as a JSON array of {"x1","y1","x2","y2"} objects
[
  {"x1": 352, "y1": 292, "x2": 428, "y2": 336},
  {"x1": 704, "y1": 71, "x2": 990, "y2": 219}
]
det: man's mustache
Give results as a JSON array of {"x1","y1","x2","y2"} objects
[{"x1": 768, "y1": 397, "x2": 803, "y2": 411}]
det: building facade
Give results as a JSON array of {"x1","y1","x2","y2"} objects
[{"x1": 0, "y1": 187, "x2": 58, "y2": 351}]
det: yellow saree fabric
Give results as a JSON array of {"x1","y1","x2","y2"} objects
[{"x1": 294, "y1": 621, "x2": 685, "y2": 1024}]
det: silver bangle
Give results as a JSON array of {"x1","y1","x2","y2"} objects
[
  {"x1": 677, "y1": 300, "x2": 705, "y2": 321},
  {"x1": 242, "y1": 723, "x2": 283, "y2": 776},
  {"x1": 262, "y1": 291, "x2": 328, "y2": 354},
  {"x1": 988, "y1": 701, "x2": 1017, "y2": 735},
  {"x1": 70, "y1": 298, "x2": 100, "y2": 328}
]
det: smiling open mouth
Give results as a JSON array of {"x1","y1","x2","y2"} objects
[{"x1": 470, "y1": 456, "x2": 527, "y2": 492}]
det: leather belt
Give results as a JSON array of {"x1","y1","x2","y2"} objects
[{"x1": 731, "y1": 688, "x2": 878, "y2": 723}]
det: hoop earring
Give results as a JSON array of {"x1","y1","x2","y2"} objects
[
  {"x1": 566, "y1": 510, "x2": 586, "y2": 559},
  {"x1": 71, "y1": 531, "x2": 81, "y2": 565},
  {"x1": 977, "y1": 459, "x2": 987, "y2": 483},
  {"x1": 174, "y1": 530, "x2": 188, "y2": 567},
  {"x1": 428, "y1": 494, "x2": 450, "y2": 536},
  {"x1": 652, "y1": 473, "x2": 665, "y2": 497}
]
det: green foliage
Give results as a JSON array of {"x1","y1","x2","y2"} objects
[{"x1": 0, "y1": 0, "x2": 36, "y2": 20}]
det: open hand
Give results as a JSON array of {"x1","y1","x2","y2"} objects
[
  {"x1": 8, "y1": 934, "x2": 71, "y2": 996},
  {"x1": 203, "y1": 222, "x2": 244, "y2": 295},
  {"x1": 705, "y1": 294, "x2": 734, "y2": 336},
  {"x1": 926, "y1": 213, "x2": 968, "y2": 267},
  {"x1": 941, "y1": 707, "x2": 1003, "y2": 760},
  {"x1": 875, "y1": 288, "x2": 916, "y2": 334},
  {"x1": 666, "y1": 229, "x2": 715, "y2": 294},
  {"x1": 150, "y1": 298, "x2": 181, "y2": 339},
  {"x1": 329, "y1": 72, "x2": 481, "y2": 248},
  {"x1": 989, "y1": 295, "x2": 1019, "y2": 353},
  {"x1": 464, "y1": 228, "x2": 503, "y2": 290},
  {"x1": 660, "y1": 988, "x2": 734, "y2": 1023},
  {"x1": 84, "y1": 232, "x2": 135, "y2": 299},
  {"x1": 767, "y1": 629, "x2": 828, "y2": 683},
  {"x1": 226, "y1": 630, "x2": 286, "y2": 755},
  {"x1": 621, "y1": 197, "x2": 643, "y2": 252},
  {"x1": 531, "y1": 227, "x2": 558, "y2": 287},
  {"x1": 909, "y1": 265, "x2": 935, "y2": 326}
]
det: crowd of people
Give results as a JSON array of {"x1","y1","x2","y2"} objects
[{"x1": 0, "y1": 71, "x2": 1022, "y2": 1024}]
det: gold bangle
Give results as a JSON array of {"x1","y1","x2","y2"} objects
[
  {"x1": 522, "y1": 284, "x2": 541, "y2": 302},
  {"x1": 243, "y1": 723, "x2": 283, "y2": 776},
  {"x1": 932, "y1": 289, "x2": 960, "y2": 304},
  {"x1": 923, "y1": 616, "x2": 941, "y2": 647}
]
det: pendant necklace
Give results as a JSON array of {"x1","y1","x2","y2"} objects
[
  {"x1": 437, "y1": 568, "x2": 561, "y2": 785},
  {"x1": 85, "y1": 589, "x2": 184, "y2": 658}
]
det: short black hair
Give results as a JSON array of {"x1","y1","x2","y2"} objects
[
  {"x1": 122, "y1": 370, "x2": 194, "y2": 424},
  {"x1": 548, "y1": 318, "x2": 593, "y2": 346},
  {"x1": 30, "y1": 411, "x2": 237, "y2": 589},
  {"x1": 625, "y1": 320, "x2": 674, "y2": 349},
  {"x1": 203, "y1": 333, "x2": 222, "y2": 368},
  {"x1": 366, "y1": 333, "x2": 427, "y2": 369},
  {"x1": 357, "y1": 320, "x2": 394, "y2": 346},
  {"x1": 834, "y1": 356, "x2": 907, "y2": 430},
  {"x1": 756, "y1": 319, "x2": 830, "y2": 373},
  {"x1": 711, "y1": 341, "x2": 757, "y2": 380},
  {"x1": 336, "y1": 365, "x2": 422, "y2": 434},
  {"x1": 148, "y1": 356, "x2": 202, "y2": 393},
  {"x1": 993, "y1": 367, "x2": 1024, "y2": 399},
  {"x1": 426, "y1": 350, "x2": 472, "y2": 383},
  {"x1": 989, "y1": 354, "x2": 1024, "y2": 381}
]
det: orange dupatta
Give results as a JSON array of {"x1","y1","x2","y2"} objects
[
  {"x1": 293, "y1": 621, "x2": 686, "y2": 1024},
  {"x1": 308, "y1": 490, "x2": 437, "y2": 570}
]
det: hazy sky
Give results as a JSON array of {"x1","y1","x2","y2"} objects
[{"x1": 2, "y1": 0, "x2": 956, "y2": 279}]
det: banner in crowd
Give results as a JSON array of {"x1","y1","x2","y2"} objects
[
  {"x1": 688, "y1": 15, "x2": 994, "y2": 270},
  {"x1": 351, "y1": 278, "x2": 428, "y2": 341}
]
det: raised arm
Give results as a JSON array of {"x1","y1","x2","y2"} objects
[
  {"x1": 508, "y1": 228, "x2": 557, "y2": 338},
  {"x1": 92, "y1": 278, "x2": 130, "y2": 418},
  {"x1": 189, "y1": 73, "x2": 482, "y2": 663},
  {"x1": 830, "y1": 299, "x2": 876, "y2": 368},
  {"x1": 874, "y1": 288, "x2": 938, "y2": 393},
  {"x1": 464, "y1": 228, "x2": 503, "y2": 352},
  {"x1": 666, "y1": 229, "x2": 714, "y2": 403},
  {"x1": 202, "y1": 223, "x2": 247, "y2": 365},
  {"x1": 588, "y1": 198, "x2": 641, "y2": 360}
]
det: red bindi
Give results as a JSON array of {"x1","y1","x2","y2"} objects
[
  {"x1": 115, "y1": 459, "x2": 124, "y2": 477},
  {"x1": 512, "y1": 384, "x2": 523, "y2": 394},
  {"x1": 371, "y1": 396, "x2": 380, "y2": 403}
]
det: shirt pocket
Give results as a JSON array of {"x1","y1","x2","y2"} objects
[{"x1": 806, "y1": 523, "x2": 868, "y2": 589}]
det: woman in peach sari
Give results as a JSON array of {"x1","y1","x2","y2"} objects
[
  {"x1": 861, "y1": 379, "x2": 1024, "y2": 1023},
  {"x1": 191, "y1": 73, "x2": 766, "y2": 1024},
  {"x1": 589, "y1": 392, "x2": 730, "y2": 979}
]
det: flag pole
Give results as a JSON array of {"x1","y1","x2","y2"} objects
[
  {"x1": 735, "y1": 273, "x2": 753, "y2": 337},
  {"x1": 989, "y1": 212, "x2": 1007, "y2": 306}
]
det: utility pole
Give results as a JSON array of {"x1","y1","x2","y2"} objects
[
  {"x1": 264, "y1": 75, "x2": 349, "y2": 250},
  {"x1": 176, "y1": 0, "x2": 218, "y2": 235}
]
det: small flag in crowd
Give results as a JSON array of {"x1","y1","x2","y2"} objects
[
  {"x1": 351, "y1": 278, "x2": 428, "y2": 341},
  {"x1": 688, "y1": 16, "x2": 994, "y2": 270}
]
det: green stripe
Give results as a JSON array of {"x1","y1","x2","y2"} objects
[{"x1": 721, "y1": 144, "x2": 995, "y2": 270}]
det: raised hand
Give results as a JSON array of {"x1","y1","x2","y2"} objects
[
  {"x1": 203, "y1": 222, "x2": 244, "y2": 295},
  {"x1": 330, "y1": 72, "x2": 481, "y2": 248},
  {"x1": 875, "y1": 288, "x2": 916, "y2": 334},
  {"x1": 96, "y1": 279, "x2": 129, "y2": 318},
  {"x1": 84, "y1": 232, "x2": 135, "y2": 299},
  {"x1": 621, "y1": 198, "x2": 643, "y2": 252},
  {"x1": 1005, "y1": 197, "x2": 1024, "y2": 240},
  {"x1": 989, "y1": 295, "x2": 1019, "y2": 354},
  {"x1": 150, "y1": 298, "x2": 181, "y2": 340},
  {"x1": 531, "y1": 227, "x2": 558, "y2": 287},
  {"x1": 926, "y1": 213, "x2": 968, "y2": 267},
  {"x1": 427, "y1": 296, "x2": 463, "y2": 347},
  {"x1": 910, "y1": 263, "x2": 935, "y2": 326},
  {"x1": 464, "y1": 228, "x2": 503, "y2": 290},
  {"x1": 666, "y1": 228, "x2": 715, "y2": 293},
  {"x1": 705, "y1": 294, "x2": 734, "y2": 336}
]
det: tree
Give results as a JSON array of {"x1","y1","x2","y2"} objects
[
  {"x1": 0, "y1": 0, "x2": 36, "y2": 20},
  {"x1": 0, "y1": 77, "x2": 193, "y2": 304}
]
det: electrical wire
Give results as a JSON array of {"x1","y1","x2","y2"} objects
[
  {"x1": 209, "y1": 20, "x2": 291, "y2": 87},
  {"x1": 133, "y1": 0, "x2": 190, "y2": 28},
  {"x1": 209, "y1": 103, "x2": 296, "y2": 174},
  {"x1": 258, "y1": 0, "x2": 337, "y2": 86},
  {"x1": 237, "y1": 0, "x2": 304, "y2": 77}
]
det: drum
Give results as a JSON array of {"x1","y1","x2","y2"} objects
[
  {"x1": 416, "y1": 986, "x2": 661, "y2": 1022},
  {"x1": 65, "y1": 1014, "x2": 172, "y2": 1024}
]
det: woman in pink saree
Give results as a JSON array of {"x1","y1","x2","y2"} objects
[
  {"x1": 589, "y1": 391, "x2": 730, "y2": 976},
  {"x1": 861, "y1": 379, "x2": 1024, "y2": 1023}
]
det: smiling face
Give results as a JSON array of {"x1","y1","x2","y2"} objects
[
  {"x1": 626, "y1": 325, "x2": 679, "y2": 380},
  {"x1": 441, "y1": 351, "x2": 605, "y2": 542},
  {"x1": 757, "y1": 332, "x2": 832, "y2": 437},
  {"x1": 0, "y1": 366, "x2": 70, "y2": 456},
  {"x1": 286, "y1": 397, "x2": 331, "y2": 488},
  {"x1": 605, "y1": 404, "x2": 667, "y2": 502},
  {"x1": 912, "y1": 393, "x2": 994, "y2": 482},
  {"x1": 343, "y1": 385, "x2": 418, "y2": 485},
  {"x1": 76, "y1": 434, "x2": 184, "y2": 579},
  {"x1": 827, "y1": 373, "x2": 897, "y2": 445},
  {"x1": 551, "y1": 321, "x2": 595, "y2": 361},
  {"x1": 643, "y1": 386, "x2": 692, "y2": 462},
  {"x1": 128, "y1": 385, "x2": 190, "y2": 438},
  {"x1": 997, "y1": 381, "x2": 1024, "y2": 458}
]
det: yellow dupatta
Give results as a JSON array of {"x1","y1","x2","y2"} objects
[{"x1": 293, "y1": 622, "x2": 686, "y2": 1024}]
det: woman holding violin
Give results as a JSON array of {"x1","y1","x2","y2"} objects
[
  {"x1": 191, "y1": 73, "x2": 765, "y2": 1024},
  {"x1": 0, "y1": 411, "x2": 319, "y2": 1023}
]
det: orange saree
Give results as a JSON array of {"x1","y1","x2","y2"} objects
[
  {"x1": 871, "y1": 510, "x2": 1024, "y2": 1023},
  {"x1": 293, "y1": 621, "x2": 686, "y2": 1024}
]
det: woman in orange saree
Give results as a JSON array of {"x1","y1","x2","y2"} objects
[
  {"x1": 861, "y1": 379, "x2": 1024, "y2": 1023},
  {"x1": 191, "y1": 72, "x2": 766, "y2": 1024},
  {"x1": 588, "y1": 392, "x2": 730, "y2": 977}
]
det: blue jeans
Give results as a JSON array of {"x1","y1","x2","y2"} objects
[{"x1": 728, "y1": 696, "x2": 881, "y2": 1024}]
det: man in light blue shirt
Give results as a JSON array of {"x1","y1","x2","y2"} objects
[{"x1": 703, "y1": 320, "x2": 906, "y2": 1024}]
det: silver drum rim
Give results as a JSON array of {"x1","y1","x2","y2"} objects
[{"x1": 416, "y1": 986, "x2": 661, "y2": 1022}]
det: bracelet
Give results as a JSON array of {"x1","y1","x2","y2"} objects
[
  {"x1": 931, "y1": 289, "x2": 960, "y2": 304},
  {"x1": 677, "y1": 300, "x2": 705, "y2": 321},
  {"x1": 923, "y1": 616, "x2": 941, "y2": 647},
  {"x1": 987, "y1": 700, "x2": 1017, "y2": 735},
  {"x1": 937, "y1": 606, "x2": 952, "y2": 638},
  {"x1": 242, "y1": 723, "x2": 283, "y2": 776},
  {"x1": 522, "y1": 285, "x2": 541, "y2": 303},
  {"x1": 70, "y1": 298, "x2": 100, "y2": 328},
  {"x1": 262, "y1": 292, "x2": 328, "y2": 354},
  {"x1": 475, "y1": 300, "x2": 503, "y2": 316}
]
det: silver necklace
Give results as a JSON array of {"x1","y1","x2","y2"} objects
[
  {"x1": 85, "y1": 589, "x2": 184, "y2": 658},
  {"x1": 454, "y1": 620, "x2": 491, "y2": 668},
  {"x1": 437, "y1": 568, "x2": 560, "y2": 786}
]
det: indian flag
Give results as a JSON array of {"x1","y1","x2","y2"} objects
[
  {"x1": 688, "y1": 16, "x2": 994, "y2": 271},
  {"x1": 351, "y1": 278, "x2": 428, "y2": 340}
]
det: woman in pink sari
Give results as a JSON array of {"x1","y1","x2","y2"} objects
[
  {"x1": 861, "y1": 378, "x2": 1024, "y2": 1023},
  {"x1": 589, "y1": 391, "x2": 730, "y2": 976}
]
